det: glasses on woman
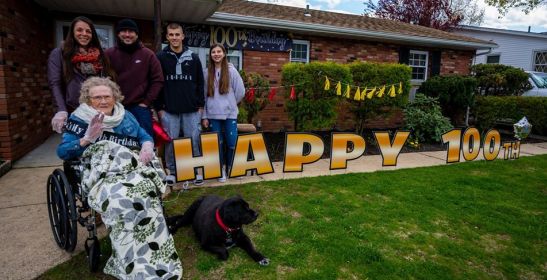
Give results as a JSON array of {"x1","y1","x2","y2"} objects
[{"x1": 90, "y1": 95, "x2": 113, "y2": 102}]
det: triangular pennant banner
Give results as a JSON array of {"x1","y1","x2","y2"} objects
[
  {"x1": 377, "y1": 85, "x2": 386, "y2": 97},
  {"x1": 388, "y1": 85, "x2": 396, "y2": 97},
  {"x1": 245, "y1": 88, "x2": 255, "y2": 102},
  {"x1": 336, "y1": 81, "x2": 342, "y2": 95},
  {"x1": 324, "y1": 76, "x2": 330, "y2": 91},
  {"x1": 360, "y1": 87, "x2": 367, "y2": 100},
  {"x1": 289, "y1": 85, "x2": 296, "y2": 100},
  {"x1": 268, "y1": 87, "x2": 277, "y2": 101},
  {"x1": 353, "y1": 86, "x2": 361, "y2": 101},
  {"x1": 367, "y1": 87, "x2": 376, "y2": 99},
  {"x1": 344, "y1": 84, "x2": 351, "y2": 98}
]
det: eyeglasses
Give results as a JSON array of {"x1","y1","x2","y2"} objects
[{"x1": 90, "y1": 95, "x2": 113, "y2": 102}]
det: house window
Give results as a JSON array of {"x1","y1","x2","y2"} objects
[
  {"x1": 187, "y1": 47, "x2": 242, "y2": 71},
  {"x1": 486, "y1": 55, "x2": 500, "y2": 64},
  {"x1": 409, "y1": 50, "x2": 428, "y2": 81},
  {"x1": 290, "y1": 40, "x2": 310, "y2": 63},
  {"x1": 55, "y1": 21, "x2": 114, "y2": 48},
  {"x1": 533, "y1": 51, "x2": 547, "y2": 72}
]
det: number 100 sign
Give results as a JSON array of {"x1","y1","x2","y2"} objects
[{"x1": 442, "y1": 128, "x2": 521, "y2": 163}]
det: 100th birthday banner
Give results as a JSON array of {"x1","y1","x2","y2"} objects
[{"x1": 171, "y1": 128, "x2": 521, "y2": 182}]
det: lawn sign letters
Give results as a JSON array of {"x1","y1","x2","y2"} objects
[{"x1": 171, "y1": 127, "x2": 521, "y2": 182}]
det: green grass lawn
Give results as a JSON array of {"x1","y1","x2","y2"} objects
[{"x1": 39, "y1": 155, "x2": 547, "y2": 280}]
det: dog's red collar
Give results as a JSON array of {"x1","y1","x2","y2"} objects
[{"x1": 215, "y1": 208, "x2": 239, "y2": 233}]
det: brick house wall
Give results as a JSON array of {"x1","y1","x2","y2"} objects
[
  {"x1": 440, "y1": 50, "x2": 474, "y2": 75},
  {"x1": 0, "y1": 0, "x2": 54, "y2": 161},
  {"x1": 245, "y1": 36, "x2": 474, "y2": 132},
  {"x1": 0, "y1": 6, "x2": 476, "y2": 160}
]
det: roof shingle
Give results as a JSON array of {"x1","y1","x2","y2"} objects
[{"x1": 214, "y1": 0, "x2": 494, "y2": 48}]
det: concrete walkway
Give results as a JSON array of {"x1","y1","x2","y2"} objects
[{"x1": 0, "y1": 134, "x2": 546, "y2": 280}]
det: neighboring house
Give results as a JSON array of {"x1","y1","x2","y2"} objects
[
  {"x1": 0, "y1": 0, "x2": 495, "y2": 160},
  {"x1": 452, "y1": 25, "x2": 547, "y2": 72}
]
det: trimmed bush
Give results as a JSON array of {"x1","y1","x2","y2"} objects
[
  {"x1": 471, "y1": 64, "x2": 531, "y2": 96},
  {"x1": 418, "y1": 75, "x2": 477, "y2": 125},
  {"x1": 282, "y1": 62, "x2": 351, "y2": 131},
  {"x1": 348, "y1": 62, "x2": 411, "y2": 134},
  {"x1": 404, "y1": 94, "x2": 453, "y2": 143},
  {"x1": 239, "y1": 70, "x2": 270, "y2": 124},
  {"x1": 472, "y1": 96, "x2": 547, "y2": 135}
]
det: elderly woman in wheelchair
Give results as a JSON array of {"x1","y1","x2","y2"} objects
[{"x1": 49, "y1": 77, "x2": 182, "y2": 279}]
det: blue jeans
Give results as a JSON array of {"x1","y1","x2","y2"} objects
[
  {"x1": 209, "y1": 119, "x2": 238, "y2": 170},
  {"x1": 161, "y1": 111, "x2": 202, "y2": 174},
  {"x1": 127, "y1": 105, "x2": 153, "y2": 138}
]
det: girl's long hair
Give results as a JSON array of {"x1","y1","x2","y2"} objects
[
  {"x1": 207, "y1": 43, "x2": 230, "y2": 97},
  {"x1": 62, "y1": 16, "x2": 115, "y2": 83}
]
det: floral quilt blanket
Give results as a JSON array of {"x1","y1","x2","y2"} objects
[{"x1": 81, "y1": 140, "x2": 182, "y2": 280}]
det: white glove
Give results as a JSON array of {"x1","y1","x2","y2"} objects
[
  {"x1": 82, "y1": 113, "x2": 104, "y2": 143},
  {"x1": 51, "y1": 111, "x2": 68, "y2": 133},
  {"x1": 139, "y1": 141, "x2": 154, "y2": 165}
]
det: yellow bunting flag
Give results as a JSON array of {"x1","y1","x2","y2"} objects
[
  {"x1": 324, "y1": 76, "x2": 330, "y2": 91},
  {"x1": 388, "y1": 85, "x2": 396, "y2": 97},
  {"x1": 377, "y1": 85, "x2": 386, "y2": 97},
  {"x1": 398, "y1": 82, "x2": 403, "y2": 94},
  {"x1": 353, "y1": 86, "x2": 361, "y2": 101},
  {"x1": 360, "y1": 87, "x2": 367, "y2": 100},
  {"x1": 344, "y1": 84, "x2": 351, "y2": 98},
  {"x1": 367, "y1": 87, "x2": 376, "y2": 99},
  {"x1": 336, "y1": 81, "x2": 342, "y2": 95}
]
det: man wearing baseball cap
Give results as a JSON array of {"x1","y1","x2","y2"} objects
[{"x1": 105, "y1": 18, "x2": 163, "y2": 137}]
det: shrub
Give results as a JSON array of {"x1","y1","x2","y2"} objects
[
  {"x1": 239, "y1": 70, "x2": 270, "y2": 124},
  {"x1": 348, "y1": 62, "x2": 411, "y2": 134},
  {"x1": 282, "y1": 62, "x2": 352, "y2": 131},
  {"x1": 472, "y1": 96, "x2": 547, "y2": 135},
  {"x1": 237, "y1": 105, "x2": 248, "y2": 123},
  {"x1": 403, "y1": 94, "x2": 453, "y2": 143},
  {"x1": 418, "y1": 75, "x2": 477, "y2": 126},
  {"x1": 471, "y1": 64, "x2": 531, "y2": 96}
]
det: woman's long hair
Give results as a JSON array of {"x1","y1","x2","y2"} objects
[
  {"x1": 62, "y1": 16, "x2": 115, "y2": 83},
  {"x1": 207, "y1": 43, "x2": 230, "y2": 97}
]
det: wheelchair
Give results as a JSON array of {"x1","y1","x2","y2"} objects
[{"x1": 46, "y1": 159, "x2": 102, "y2": 272}]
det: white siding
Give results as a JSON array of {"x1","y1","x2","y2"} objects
[{"x1": 453, "y1": 29, "x2": 547, "y2": 71}]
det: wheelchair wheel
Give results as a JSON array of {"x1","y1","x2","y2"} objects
[
  {"x1": 46, "y1": 173, "x2": 68, "y2": 249},
  {"x1": 86, "y1": 236, "x2": 101, "y2": 272},
  {"x1": 52, "y1": 169, "x2": 78, "y2": 252}
]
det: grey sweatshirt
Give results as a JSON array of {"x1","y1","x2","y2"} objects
[{"x1": 202, "y1": 63, "x2": 245, "y2": 120}]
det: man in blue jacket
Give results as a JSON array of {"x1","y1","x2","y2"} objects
[{"x1": 156, "y1": 23, "x2": 205, "y2": 188}]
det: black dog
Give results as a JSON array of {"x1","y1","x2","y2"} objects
[{"x1": 167, "y1": 195, "x2": 269, "y2": 265}]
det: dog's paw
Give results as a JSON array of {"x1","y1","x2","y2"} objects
[{"x1": 258, "y1": 258, "x2": 270, "y2": 266}]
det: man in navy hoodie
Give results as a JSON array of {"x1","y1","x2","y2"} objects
[
  {"x1": 156, "y1": 23, "x2": 205, "y2": 188},
  {"x1": 105, "y1": 18, "x2": 163, "y2": 138}
]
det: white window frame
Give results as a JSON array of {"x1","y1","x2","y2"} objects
[
  {"x1": 290, "y1": 39, "x2": 310, "y2": 63},
  {"x1": 55, "y1": 21, "x2": 114, "y2": 48},
  {"x1": 532, "y1": 50, "x2": 547, "y2": 72},
  {"x1": 187, "y1": 47, "x2": 243, "y2": 71},
  {"x1": 486, "y1": 54, "x2": 501, "y2": 64},
  {"x1": 409, "y1": 50, "x2": 428, "y2": 82}
]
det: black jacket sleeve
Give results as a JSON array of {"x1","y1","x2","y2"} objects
[{"x1": 154, "y1": 52, "x2": 166, "y2": 111}]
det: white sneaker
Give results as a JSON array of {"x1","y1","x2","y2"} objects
[
  {"x1": 182, "y1": 181, "x2": 190, "y2": 190},
  {"x1": 218, "y1": 169, "x2": 227, "y2": 183},
  {"x1": 194, "y1": 174, "x2": 204, "y2": 186},
  {"x1": 165, "y1": 175, "x2": 176, "y2": 185}
]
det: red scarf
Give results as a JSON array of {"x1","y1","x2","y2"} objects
[{"x1": 71, "y1": 47, "x2": 103, "y2": 75}]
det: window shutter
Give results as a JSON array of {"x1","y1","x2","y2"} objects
[
  {"x1": 399, "y1": 47, "x2": 409, "y2": 64},
  {"x1": 431, "y1": 51, "x2": 441, "y2": 76}
]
